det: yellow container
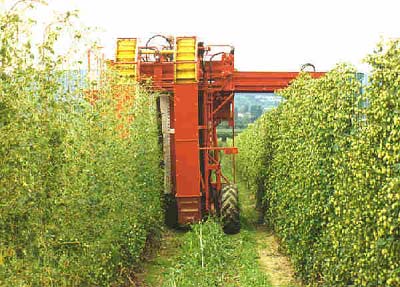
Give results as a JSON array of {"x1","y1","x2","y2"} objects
[
  {"x1": 116, "y1": 38, "x2": 137, "y2": 62},
  {"x1": 175, "y1": 37, "x2": 197, "y2": 83},
  {"x1": 114, "y1": 63, "x2": 136, "y2": 77},
  {"x1": 116, "y1": 38, "x2": 137, "y2": 78}
]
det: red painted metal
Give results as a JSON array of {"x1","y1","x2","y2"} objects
[
  {"x1": 173, "y1": 83, "x2": 202, "y2": 222},
  {"x1": 233, "y1": 71, "x2": 325, "y2": 92},
  {"x1": 107, "y1": 36, "x2": 325, "y2": 225}
]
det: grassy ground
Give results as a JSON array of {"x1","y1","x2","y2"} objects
[
  {"x1": 235, "y1": 172, "x2": 300, "y2": 287},
  {"x1": 135, "y1": 156, "x2": 300, "y2": 287},
  {"x1": 136, "y1": 229, "x2": 186, "y2": 286}
]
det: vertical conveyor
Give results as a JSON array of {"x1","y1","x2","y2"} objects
[{"x1": 173, "y1": 37, "x2": 202, "y2": 224}]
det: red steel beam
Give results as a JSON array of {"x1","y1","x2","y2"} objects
[
  {"x1": 233, "y1": 71, "x2": 325, "y2": 93},
  {"x1": 173, "y1": 83, "x2": 202, "y2": 224}
]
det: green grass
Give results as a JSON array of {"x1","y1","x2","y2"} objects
[
  {"x1": 163, "y1": 219, "x2": 271, "y2": 287},
  {"x1": 141, "y1": 229, "x2": 186, "y2": 286}
]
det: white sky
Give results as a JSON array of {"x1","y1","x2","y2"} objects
[{"x1": 4, "y1": 0, "x2": 400, "y2": 72}]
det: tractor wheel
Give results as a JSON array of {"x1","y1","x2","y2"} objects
[{"x1": 221, "y1": 184, "x2": 240, "y2": 234}]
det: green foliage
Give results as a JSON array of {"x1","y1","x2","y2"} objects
[
  {"x1": 236, "y1": 40, "x2": 400, "y2": 286},
  {"x1": 166, "y1": 220, "x2": 270, "y2": 287},
  {"x1": 0, "y1": 2, "x2": 163, "y2": 286}
]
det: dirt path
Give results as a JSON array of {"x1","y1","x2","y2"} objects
[
  {"x1": 255, "y1": 225, "x2": 301, "y2": 287},
  {"x1": 136, "y1": 181, "x2": 300, "y2": 287},
  {"x1": 240, "y1": 187, "x2": 301, "y2": 287}
]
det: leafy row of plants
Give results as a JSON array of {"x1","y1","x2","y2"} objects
[
  {"x1": 0, "y1": 2, "x2": 163, "y2": 286},
  {"x1": 236, "y1": 40, "x2": 400, "y2": 286}
]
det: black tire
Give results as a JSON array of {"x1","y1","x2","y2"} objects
[{"x1": 221, "y1": 184, "x2": 240, "y2": 234}]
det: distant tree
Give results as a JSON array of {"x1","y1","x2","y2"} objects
[
  {"x1": 250, "y1": 105, "x2": 263, "y2": 121},
  {"x1": 240, "y1": 104, "x2": 249, "y2": 113}
]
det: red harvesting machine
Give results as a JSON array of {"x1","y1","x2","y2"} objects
[{"x1": 101, "y1": 35, "x2": 324, "y2": 233}]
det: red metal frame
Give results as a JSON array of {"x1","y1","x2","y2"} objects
[
  {"x1": 173, "y1": 83, "x2": 202, "y2": 222},
  {"x1": 108, "y1": 36, "x2": 325, "y2": 224}
]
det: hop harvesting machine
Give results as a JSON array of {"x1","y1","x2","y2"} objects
[{"x1": 92, "y1": 35, "x2": 324, "y2": 233}]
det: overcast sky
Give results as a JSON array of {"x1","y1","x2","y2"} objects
[{"x1": 5, "y1": 0, "x2": 400, "y2": 72}]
